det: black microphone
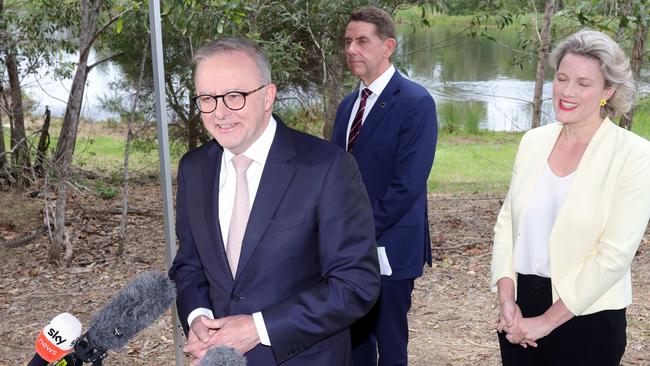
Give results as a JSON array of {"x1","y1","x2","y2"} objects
[
  {"x1": 199, "y1": 346, "x2": 247, "y2": 366},
  {"x1": 64, "y1": 271, "x2": 176, "y2": 365}
]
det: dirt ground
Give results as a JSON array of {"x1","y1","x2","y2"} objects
[{"x1": 0, "y1": 185, "x2": 648, "y2": 365}]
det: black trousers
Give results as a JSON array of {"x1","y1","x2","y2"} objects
[{"x1": 498, "y1": 274, "x2": 627, "y2": 366}]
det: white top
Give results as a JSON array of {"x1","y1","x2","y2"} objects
[
  {"x1": 345, "y1": 64, "x2": 396, "y2": 143},
  {"x1": 187, "y1": 116, "x2": 277, "y2": 346},
  {"x1": 515, "y1": 162, "x2": 574, "y2": 277}
]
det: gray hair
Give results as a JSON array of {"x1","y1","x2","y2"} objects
[
  {"x1": 549, "y1": 29, "x2": 635, "y2": 119},
  {"x1": 193, "y1": 37, "x2": 272, "y2": 84}
]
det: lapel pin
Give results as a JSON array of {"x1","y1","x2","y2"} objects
[{"x1": 380, "y1": 102, "x2": 386, "y2": 108}]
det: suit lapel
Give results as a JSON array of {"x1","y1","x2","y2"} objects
[
  {"x1": 235, "y1": 120, "x2": 297, "y2": 279},
  {"x1": 200, "y1": 142, "x2": 234, "y2": 284},
  {"x1": 351, "y1": 72, "x2": 401, "y2": 155}
]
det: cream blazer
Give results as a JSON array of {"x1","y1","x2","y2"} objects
[{"x1": 491, "y1": 118, "x2": 650, "y2": 316}]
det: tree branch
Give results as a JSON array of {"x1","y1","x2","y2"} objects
[
  {"x1": 87, "y1": 51, "x2": 125, "y2": 71},
  {"x1": 80, "y1": 7, "x2": 134, "y2": 58}
]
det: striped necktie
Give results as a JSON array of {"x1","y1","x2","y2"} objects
[{"x1": 347, "y1": 88, "x2": 372, "y2": 151}]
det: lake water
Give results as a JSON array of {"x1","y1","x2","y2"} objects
[
  {"x1": 23, "y1": 48, "x2": 123, "y2": 122},
  {"x1": 24, "y1": 24, "x2": 649, "y2": 131},
  {"x1": 397, "y1": 23, "x2": 649, "y2": 131}
]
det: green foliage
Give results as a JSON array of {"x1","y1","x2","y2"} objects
[
  {"x1": 98, "y1": 1, "x2": 448, "y2": 147},
  {"x1": 276, "y1": 104, "x2": 325, "y2": 138},
  {"x1": 94, "y1": 180, "x2": 119, "y2": 200}
]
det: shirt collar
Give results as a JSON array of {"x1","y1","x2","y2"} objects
[
  {"x1": 223, "y1": 116, "x2": 277, "y2": 167},
  {"x1": 360, "y1": 64, "x2": 395, "y2": 98}
]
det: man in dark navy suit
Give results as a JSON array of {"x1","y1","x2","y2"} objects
[
  {"x1": 332, "y1": 7, "x2": 438, "y2": 366},
  {"x1": 170, "y1": 37, "x2": 379, "y2": 366}
]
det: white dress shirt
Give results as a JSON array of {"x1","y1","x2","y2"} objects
[
  {"x1": 515, "y1": 161, "x2": 574, "y2": 277},
  {"x1": 187, "y1": 117, "x2": 277, "y2": 346},
  {"x1": 345, "y1": 65, "x2": 396, "y2": 143}
]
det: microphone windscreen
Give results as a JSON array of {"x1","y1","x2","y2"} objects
[
  {"x1": 86, "y1": 271, "x2": 176, "y2": 351},
  {"x1": 35, "y1": 313, "x2": 82, "y2": 362},
  {"x1": 199, "y1": 346, "x2": 247, "y2": 366}
]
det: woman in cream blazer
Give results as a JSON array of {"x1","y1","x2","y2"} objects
[{"x1": 491, "y1": 29, "x2": 650, "y2": 365}]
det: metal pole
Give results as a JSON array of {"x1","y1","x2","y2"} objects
[{"x1": 147, "y1": 1, "x2": 184, "y2": 365}]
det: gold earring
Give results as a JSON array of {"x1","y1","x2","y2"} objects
[{"x1": 599, "y1": 99, "x2": 607, "y2": 107}]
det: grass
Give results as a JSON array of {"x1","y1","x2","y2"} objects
[
  {"x1": 72, "y1": 135, "x2": 168, "y2": 179},
  {"x1": 632, "y1": 97, "x2": 650, "y2": 139},
  {"x1": 430, "y1": 132, "x2": 520, "y2": 193}
]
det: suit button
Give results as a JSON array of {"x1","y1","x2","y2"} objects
[{"x1": 231, "y1": 294, "x2": 241, "y2": 302}]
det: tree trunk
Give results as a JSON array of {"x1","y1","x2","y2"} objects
[
  {"x1": 118, "y1": 43, "x2": 148, "y2": 256},
  {"x1": 0, "y1": 0, "x2": 5, "y2": 171},
  {"x1": 6, "y1": 52, "x2": 31, "y2": 186},
  {"x1": 619, "y1": 21, "x2": 647, "y2": 131},
  {"x1": 615, "y1": 0, "x2": 634, "y2": 42},
  {"x1": 321, "y1": 32, "x2": 346, "y2": 140},
  {"x1": 49, "y1": 0, "x2": 103, "y2": 264},
  {"x1": 0, "y1": 104, "x2": 6, "y2": 170},
  {"x1": 531, "y1": 0, "x2": 555, "y2": 130},
  {"x1": 187, "y1": 105, "x2": 200, "y2": 150},
  {"x1": 34, "y1": 106, "x2": 51, "y2": 176}
]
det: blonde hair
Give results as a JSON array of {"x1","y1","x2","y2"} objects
[{"x1": 549, "y1": 29, "x2": 636, "y2": 118}]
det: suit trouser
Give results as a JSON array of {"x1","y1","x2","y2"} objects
[
  {"x1": 498, "y1": 273, "x2": 627, "y2": 366},
  {"x1": 351, "y1": 278, "x2": 415, "y2": 366}
]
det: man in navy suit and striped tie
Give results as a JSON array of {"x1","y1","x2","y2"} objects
[{"x1": 332, "y1": 7, "x2": 438, "y2": 366}]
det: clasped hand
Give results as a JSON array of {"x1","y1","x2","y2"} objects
[
  {"x1": 184, "y1": 314, "x2": 260, "y2": 365},
  {"x1": 496, "y1": 300, "x2": 552, "y2": 348}
]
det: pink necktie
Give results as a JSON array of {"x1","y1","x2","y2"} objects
[
  {"x1": 226, "y1": 155, "x2": 253, "y2": 277},
  {"x1": 347, "y1": 88, "x2": 372, "y2": 151}
]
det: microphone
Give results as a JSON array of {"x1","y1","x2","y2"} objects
[
  {"x1": 67, "y1": 271, "x2": 176, "y2": 365},
  {"x1": 28, "y1": 312, "x2": 82, "y2": 366},
  {"x1": 199, "y1": 346, "x2": 247, "y2": 366}
]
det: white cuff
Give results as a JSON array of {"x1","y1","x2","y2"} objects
[
  {"x1": 252, "y1": 311, "x2": 271, "y2": 346},
  {"x1": 377, "y1": 246, "x2": 392, "y2": 276},
  {"x1": 187, "y1": 308, "x2": 214, "y2": 329}
]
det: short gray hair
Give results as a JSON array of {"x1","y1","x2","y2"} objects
[
  {"x1": 549, "y1": 29, "x2": 635, "y2": 119},
  {"x1": 193, "y1": 38, "x2": 272, "y2": 84}
]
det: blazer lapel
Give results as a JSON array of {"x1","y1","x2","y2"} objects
[
  {"x1": 549, "y1": 119, "x2": 616, "y2": 247},
  {"x1": 351, "y1": 72, "x2": 401, "y2": 155},
  {"x1": 200, "y1": 142, "x2": 234, "y2": 284},
  {"x1": 235, "y1": 119, "x2": 297, "y2": 279},
  {"x1": 512, "y1": 123, "x2": 562, "y2": 221}
]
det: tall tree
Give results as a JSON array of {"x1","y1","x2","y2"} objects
[
  {"x1": 117, "y1": 42, "x2": 148, "y2": 256},
  {"x1": 0, "y1": 105, "x2": 5, "y2": 172},
  {"x1": 49, "y1": 0, "x2": 134, "y2": 263},
  {"x1": 0, "y1": 0, "x2": 6, "y2": 173},
  {"x1": 531, "y1": 0, "x2": 555, "y2": 129},
  {"x1": 1, "y1": 0, "x2": 32, "y2": 187},
  {"x1": 1, "y1": 0, "x2": 80, "y2": 187},
  {"x1": 5, "y1": 53, "x2": 30, "y2": 184}
]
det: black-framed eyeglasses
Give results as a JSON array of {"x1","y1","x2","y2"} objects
[{"x1": 192, "y1": 84, "x2": 268, "y2": 113}]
